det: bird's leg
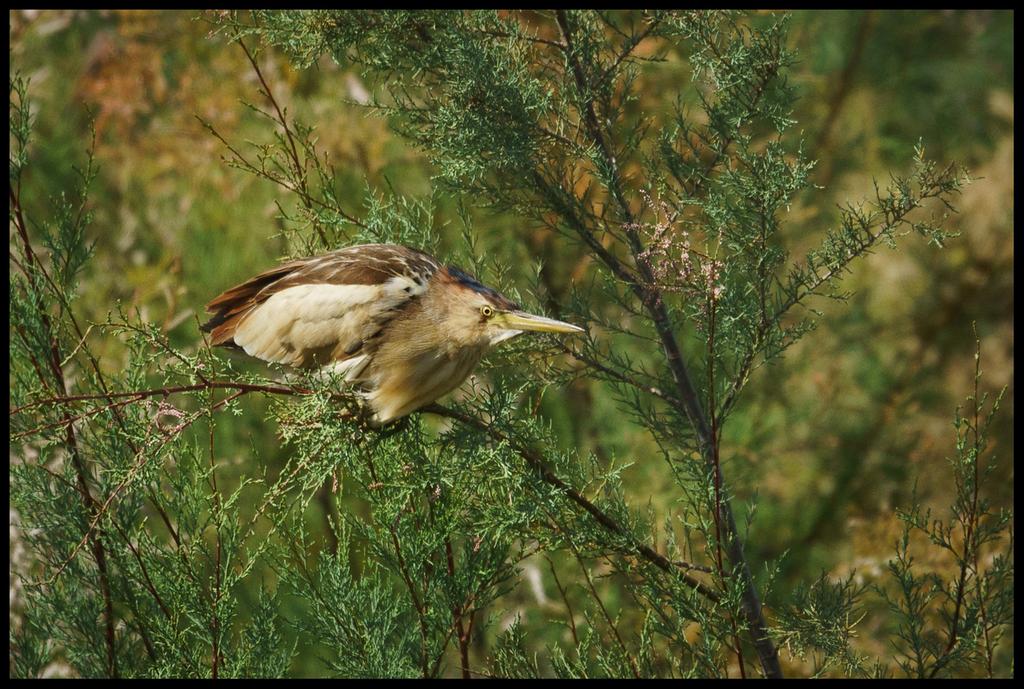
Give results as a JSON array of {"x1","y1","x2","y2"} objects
[{"x1": 371, "y1": 414, "x2": 412, "y2": 439}]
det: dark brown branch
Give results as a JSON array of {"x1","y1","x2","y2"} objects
[
  {"x1": 444, "y1": 539, "x2": 471, "y2": 679},
  {"x1": 427, "y1": 543, "x2": 543, "y2": 679},
  {"x1": 11, "y1": 380, "x2": 306, "y2": 416}
]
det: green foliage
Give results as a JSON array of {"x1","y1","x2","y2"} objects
[
  {"x1": 879, "y1": 333, "x2": 1011, "y2": 678},
  {"x1": 10, "y1": 10, "x2": 1013, "y2": 678}
]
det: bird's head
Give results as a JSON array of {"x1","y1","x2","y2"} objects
[{"x1": 439, "y1": 266, "x2": 584, "y2": 349}]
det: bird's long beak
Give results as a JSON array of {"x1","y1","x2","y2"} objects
[{"x1": 498, "y1": 310, "x2": 585, "y2": 334}]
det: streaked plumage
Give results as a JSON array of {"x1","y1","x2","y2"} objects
[{"x1": 202, "y1": 243, "x2": 584, "y2": 424}]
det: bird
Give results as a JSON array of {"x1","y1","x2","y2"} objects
[{"x1": 201, "y1": 243, "x2": 584, "y2": 424}]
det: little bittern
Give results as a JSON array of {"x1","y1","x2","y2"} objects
[{"x1": 202, "y1": 243, "x2": 584, "y2": 423}]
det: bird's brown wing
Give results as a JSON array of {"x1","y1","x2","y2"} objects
[{"x1": 201, "y1": 244, "x2": 439, "y2": 369}]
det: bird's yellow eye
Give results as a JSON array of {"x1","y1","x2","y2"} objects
[{"x1": 481, "y1": 305, "x2": 493, "y2": 318}]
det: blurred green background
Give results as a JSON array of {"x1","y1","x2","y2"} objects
[{"x1": 9, "y1": 10, "x2": 1013, "y2": 675}]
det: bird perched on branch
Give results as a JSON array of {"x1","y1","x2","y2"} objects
[{"x1": 202, "y1": 243, "x2": 584, "y2": 424}]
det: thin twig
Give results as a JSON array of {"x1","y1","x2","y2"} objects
[
  {"x1": 545, "y1": 555, "x2": 579, "y2": 646},
  {"x1": 208, "y1": 384, "x2": 225, "y2": 679},
  {"x1": 927, "y1": 331, "x2": 985, "y2": 679},
  {"x1": 570, "y1": 544, "x2": 641, "y2": 678},
  {"x1": 236, "y1": 38, "x2": 365, "y2": 237}
]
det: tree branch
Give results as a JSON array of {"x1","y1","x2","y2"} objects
[{"x1": 554, "y1": 10, "x2": 782, "y2": 677}]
